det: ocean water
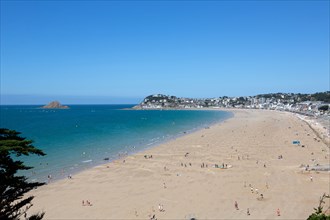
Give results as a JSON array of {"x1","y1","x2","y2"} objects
[{"x1": 0, "y1": 105, "x2": 232, "y2": 182}]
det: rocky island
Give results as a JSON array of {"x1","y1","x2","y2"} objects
[{"x1": 41, "y1": 101, "x2": 69, "y2": 109}]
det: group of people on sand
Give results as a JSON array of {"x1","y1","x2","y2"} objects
[
  {"x1": 234, "y1": 200, "x2": 251, "y2": 216},
  {"x1": 200, "y1": 162, "x2": 208, "y2": 168},
  {"x1": 180, "y1": 161, "x2": 232, "y2": 169},
  {"x1": 144, "y1": 155, "x2": 153, "y2": 159},
  {"x1": 237, "y1": 154, "x2": 249, "y2": 160},
  {"x1": 147, "y1": 206, "x2": 161, "y2": 220},
  {"x1": 180, "y1": 162, "x2": 192, "y2": 167},
  {"x1": 214, "y1": 163, "x2": 228, "y2": 169},
  {"x1": 82, "y1": 200, "x2": 93, "y2": 206},
  {"x1": 240, "y1": 181, "x2": 282, "y2": 216},
  {"x1": 246, "y1": 182, "x2": 265, "y2": 199},
  {"x1": 234, "y1": 201, "x2": 280, "y2": 216}
]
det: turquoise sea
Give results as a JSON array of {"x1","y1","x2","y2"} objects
[{"x1": 0, "y1": 105, "x2": 232, "y2": 182}]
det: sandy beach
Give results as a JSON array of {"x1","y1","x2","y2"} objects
[{"x1": 27, "y1": 109, "x2": 330, "y2": 219}]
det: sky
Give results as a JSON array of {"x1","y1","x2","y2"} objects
[{"x1": 0, "y1": 0, "x2": 329, "y2": 104}]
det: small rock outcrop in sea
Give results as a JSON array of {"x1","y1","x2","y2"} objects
[{"x1": 42, "y1": 101, "x2": 69, "y2": 109}]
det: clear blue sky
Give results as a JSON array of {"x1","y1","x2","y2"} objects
[{"x1": 1, "y1": 0, "x2": 329, "y2": 104}]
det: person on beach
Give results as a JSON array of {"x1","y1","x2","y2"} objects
[
  {"x1": 82, "y1": 200, "x2": 85, "y2": 206},
  {"x1": 234, "y1": 201, "x2": 239, "y2": 210},
  {"x1": 163, "y1": 182, "x2": 167, "y2": 189},
  {"x1": 277, "y1": 208, "x2": 281, "y2": 216},
  {"x1": 247, "y1": 208, "x2": 250, "y2": 215},
  {"x1": 86, "y1": 200, "x2": 93, "y2": 206},
  {"x1": 310, "y1": 176, "x2": 313, "y2": 182}
]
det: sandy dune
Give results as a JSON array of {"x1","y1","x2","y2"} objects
[{"x1": 27, "y1": 109, "x2": 330, "y2": 219}]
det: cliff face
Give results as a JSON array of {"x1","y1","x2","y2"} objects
[{"x1": 42, "y1": 101, "x2": 69, "y2": 109}]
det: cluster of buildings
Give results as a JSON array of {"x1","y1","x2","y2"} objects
[{"x1": 135, "y1": 93, "x2": 330, "y2": 117}]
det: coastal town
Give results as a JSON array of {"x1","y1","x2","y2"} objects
[{"x1": 135, "y1": 92, "x2": 330, "y2": 117}]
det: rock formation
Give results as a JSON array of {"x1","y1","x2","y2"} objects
[{"x1": 42, "y1": 101, "x2": 69, "y2": 109}]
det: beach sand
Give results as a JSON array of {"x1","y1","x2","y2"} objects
[{"x1": 27, "y1": 109, "x2": 330, "y2": 219}]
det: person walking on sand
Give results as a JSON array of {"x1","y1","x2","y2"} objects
[
  {"x1": 234, "y1": 201, "x2": 239, "y2": 210},
  {"x1": 310, "y1": 176, "x2": 313, "y2": 182},
  {"x1": 277, "y1": 208, "x2": 281, "y2": 216},
  {"x1": 247, "y1": 208, "x2": 250, "y2": 215}
]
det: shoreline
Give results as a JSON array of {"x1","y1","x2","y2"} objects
[
  {"x1": 27, "y1": 109, "x2": 330, "y2": 219},
  {"x1": 32, "y1": 109, "x2": 233, "y2": 184}
]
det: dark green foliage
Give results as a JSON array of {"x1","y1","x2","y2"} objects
[
  {"x1": 318, "y1": 105, "x2": 329, "y2": 111},
  {"x1": 0, "y1": 128, "x2": 46, "y2": 220},
  {"x1": 308, "y1": 213, "x2": 330, "y2": 220},
  {"x1": 255, "y1": 91, "x2": 330, "y2": 103},
  {"x1": 307, "y1": 193, "x2": 330, "y2": 220},
  {"x1": 312, "y1": 92, "x2": 330, "y2": 103}
]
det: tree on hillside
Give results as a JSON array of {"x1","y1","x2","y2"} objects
[{"x1": 0, "y1": 128, "x2": 46, "y2": 220}]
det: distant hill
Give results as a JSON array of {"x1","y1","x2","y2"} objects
[{"x1": 41, "y1": 101, "x2": 69, "y2": 109}]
